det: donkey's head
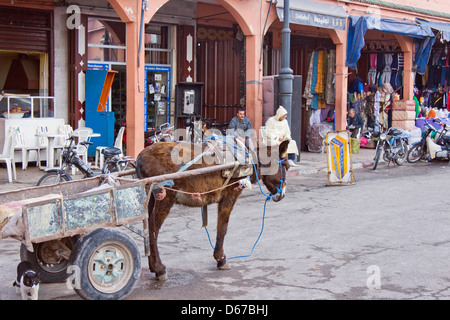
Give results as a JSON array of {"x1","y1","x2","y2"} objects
[{"x1": 253, "y1": 140, "x2": 290, "y2": 202}]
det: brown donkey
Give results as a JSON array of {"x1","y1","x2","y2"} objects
[{"x1": 135, "y1": 139, "x2": 290, "y2": 280}]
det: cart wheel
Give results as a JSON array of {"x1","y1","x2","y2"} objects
[
  {"x1": 20, "y1": 236, "x2": 79, "y2": 283},
  {"x1": 68, "y1": 228, "x2": 141, "y2": 300}
]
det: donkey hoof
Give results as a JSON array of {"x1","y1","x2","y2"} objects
[
  {"x1": 156, "y1": 270, "x2": 168, "y2": 281},
  {"x1": 217, "y1": 260, "x2": 231, "y2": 270},
  {"x1": 157, "y1": 273, "x2": 168, "y2": 281}
]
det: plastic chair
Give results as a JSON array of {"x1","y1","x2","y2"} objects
[
  {"x1": 71, "y1": 127, "x2": 93, "y2": 174},
  {"x1": 94, "y1": 127, "x2": 125, "y2": 169},
  {"x1": 0, "y1": 127, "x2": 18, "y2": 183},
  {"x1": 13, "y1": 127, "x2": 43, "y2": 170},
  {"x1": 259, "y1": 126, "x2": 267, "y2": 143},
  {"x1": 54, "y1": 125, "x2": 73, "y2": 166},
  {"x1": 36, "y1": 126, "x2": 49, "y2": 169}
]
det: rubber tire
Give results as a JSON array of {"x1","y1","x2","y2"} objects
[
  {"x1": 68, "y1": 228, "x2": 141, "y2": 300},
  {"x1": 36, "y1": 171, "x2": 71, "y2": 186},
  {"x1": 373, "y1": 145, "x2": 382, "y2": 170},
  {"x1": 20, "y1": 236, "x2": 79, "y2": 283},
  {"x1": 395, "y1": 142, "x2": 409, "y2": 165},
  {"x1": 407, "y1": 144, "x2": 424, "y2": 163}
]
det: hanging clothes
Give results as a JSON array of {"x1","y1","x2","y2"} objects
[
  {"x1": 314, "y1": 50, "x2": 328, "y2": 109},
  {"x1": 381, "y1": 53, "x2": 393, "y2": 84},
  {"x1": 310, "y1": 51, "x2": 320, "y2": 110},
  {"x1": 325, "y1": 50, "x2": 336, "y2": 105},
  {"x1": 303, "y1": 53, "x2": 314, "y2": 109},
  {"x1": 368, "y1": 53, "x2": 377, "y2": 86}
]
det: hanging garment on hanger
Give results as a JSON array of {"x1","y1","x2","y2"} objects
[
  {"x1": 303, "y1": 52, "x2": 315, "y2": 109},
  {"x1": 310, "y1": 51, "x2": 320, "y2": 110},
  {"x1": 381, "y1": 53, "x2": 393, "y2": 84},
  {"x1": 368, "y1": 53, "x2": 377, "y2": 85},
  {"x1": 325, "y1": 50, "x2": 336, "y2": 105},
  {"x1": 315, "y1": 50, "x2": 328, "y2": 109},
  {"x1": 376, "y1": 53, "x2": 384, "y2": 86}
]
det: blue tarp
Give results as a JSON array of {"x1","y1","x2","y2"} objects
[
  {"x1": 417, "y1": 18, "x2": 450, "y2": 42},
  {"x1": 346, "y1": 15, "x2": 435, "y2": 75}
]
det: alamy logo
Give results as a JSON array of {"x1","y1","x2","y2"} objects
[
  {"x1": 366, "y1": 265, "x2": 381, "y2": 290},
  {"x1": 66, "y1": 265, "x2": 81, "y2": 290},
  {"x1": 66, "y1": 5, "x2": 81, "y2": 30}
]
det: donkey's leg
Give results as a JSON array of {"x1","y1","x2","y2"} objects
[
  {"x1": 214, "y1": 188, "x2": 242, "y2": 270},
  {"x1": 148, "y1": 191, "x2": 176, "y2": 280}
]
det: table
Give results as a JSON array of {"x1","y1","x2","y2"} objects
[
  {"x1": 35, "y1": 133, "x2": 64, "y2": 169},
  {"x1": 70, "y1": 129, "x2": 101, "y2": 140}
]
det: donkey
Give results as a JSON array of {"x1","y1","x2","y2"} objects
[{"x1": 135, "y1": 139, "x2": 290, "y2": 280}]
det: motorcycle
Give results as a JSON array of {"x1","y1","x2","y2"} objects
[
  {"x1": 183, "y1": 114, "x2": 229, "y2": 143},
  {"x1": 373, "y1": 126, "x2": 409, "y2": 170},
  {"x1": 37, "y1": 135, "x2": 135, "y2": 186},
  {"x1": 407, "y1": 119, "x2": 450, "y2": 163},
  {"x1": 144, "y1": 122, "x2": 174, "y2": 147}
]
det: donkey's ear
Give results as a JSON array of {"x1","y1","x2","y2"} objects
[{"x1": 279, "y1": 140, "x2": 290, "y2": 158}]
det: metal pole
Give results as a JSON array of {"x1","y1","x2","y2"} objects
[{"x1": 278, "y1": 0, "x2": 293, "y2": 126}]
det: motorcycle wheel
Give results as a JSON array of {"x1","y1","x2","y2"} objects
[
  {"x1": 37, "y1": 171, "x2": 72, "y2": 186},
  {"x1": 395, "y1": 142, "x2": 408, "y2": 165},
  {"x1": 406, "y1": 144, "x2": 424, "y2": 163},
  {"x1": 373, "y1": 143, "x2": 382, "y2": 170}
]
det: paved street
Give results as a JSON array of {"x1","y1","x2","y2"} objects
[{"x1": 0, "y1": 152, "x2": 449, "y2": 300}]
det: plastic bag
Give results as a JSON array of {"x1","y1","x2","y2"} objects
[{"x1": 351, "y1": 138, "x2": 360, "y2": 154}]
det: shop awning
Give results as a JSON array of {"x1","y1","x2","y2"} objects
[
  {"x1": 276, "y1": 0, "x2": 348, "y2": 30},
  {"x1": 416, "y1": 18, "x2": 450, "y2": 42},
  {"x1": 346, "y1": 15, "x2": 435, "y2": 74}
]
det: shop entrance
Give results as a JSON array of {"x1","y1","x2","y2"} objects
[{"x1": 86, "y1": 17, "x2": 173, "y2": 148}]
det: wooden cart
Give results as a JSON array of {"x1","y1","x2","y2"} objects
[
  {"x1": 0, "y1": 162, "x2": 238, "y2": 300},
  {"x1": 0, "y1": 174, "x2": 149, "y2": 300}
]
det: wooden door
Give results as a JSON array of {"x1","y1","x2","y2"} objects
[{"x1": 197, "y1": 26, "x2": 244, "y2": 124}]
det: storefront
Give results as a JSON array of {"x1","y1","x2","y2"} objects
[
  {"x1": 264, "y1": 0, "x2": 348, "y2": 152},
  {"x1": 0, "y1": 4, "x2": 65, "y2": 163},
  {"x1": 68, "y1": 10, "x2": 175, "y2": 153},
  {"x1": 344, "y1": 14, "x2": 435, "y2": 135},
  {"x1": 413, "y1": 18, "x2": 450, "y2": 127},
  {"x1": 86, "y1": 17, "x2": 172, "y2": 130}
]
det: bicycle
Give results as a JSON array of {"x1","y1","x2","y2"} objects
[{"x1": 36, "y1": 135, "x2": 136, "y2": 186}]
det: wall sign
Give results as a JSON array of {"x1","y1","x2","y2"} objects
[{"x1": 277, "y1": 7, "x2": 346, "y2": 30}]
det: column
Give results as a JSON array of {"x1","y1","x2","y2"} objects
[
  {"x1": 245, "y1": 34, "x2": 263, "y2": 134},
  {"x1": 328, "y1": 28, "x2": 348, "y2": 131}
]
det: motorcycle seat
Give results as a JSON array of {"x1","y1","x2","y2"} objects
[
  {"x1": 102, "y1": 147, "x2": 122, "y2": 157},
  {"x1": 144, "y1": 128, "x2": 162, "y2": 138},
  {"x1": 390, "y1": 129, "x2": 403, "y2": 136},
  {"x1": 210, "y1": 122, "x2": 229, "y2": 128}
]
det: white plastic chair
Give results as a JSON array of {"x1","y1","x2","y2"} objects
[
  {"x1": 0, "y1": 127, "x2": 18, "y2": 182},
  {"x1": 54, "y1": 125, "x2": 73, "y2": 166},
  {"x1": 71, "y1": 127, "x2": 93, "y2": 174},
  {"x1": 259, "y1": 126, "x2": 267, "y2": 143},
  {"x1": 36, "y1": 126, "x2": 49, "y2": 169},
  {"x1": 94, "y1": 127, "x2": 125, "y2": 169},
  {"x1": 13, "y1": 127, "x2": 42, "y2": 170}
]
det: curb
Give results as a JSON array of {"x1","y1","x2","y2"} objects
[{"x1": 287, "y1": 161, "x2": 368, "y2": 177}]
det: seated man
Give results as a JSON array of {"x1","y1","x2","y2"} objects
[
  {"x1": 265, "y1": 106, "x2": 299, "y2": 167},
  {"x1": 347, "y1": 108, "x2": 363, "y2": 138},
  {"x1": 228, "y1": 108, "x2": 254, "y2": 141}
]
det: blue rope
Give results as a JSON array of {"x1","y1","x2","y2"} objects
[{"x1": 201, "y1": 135, "x2": 285, "y2": 260}]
